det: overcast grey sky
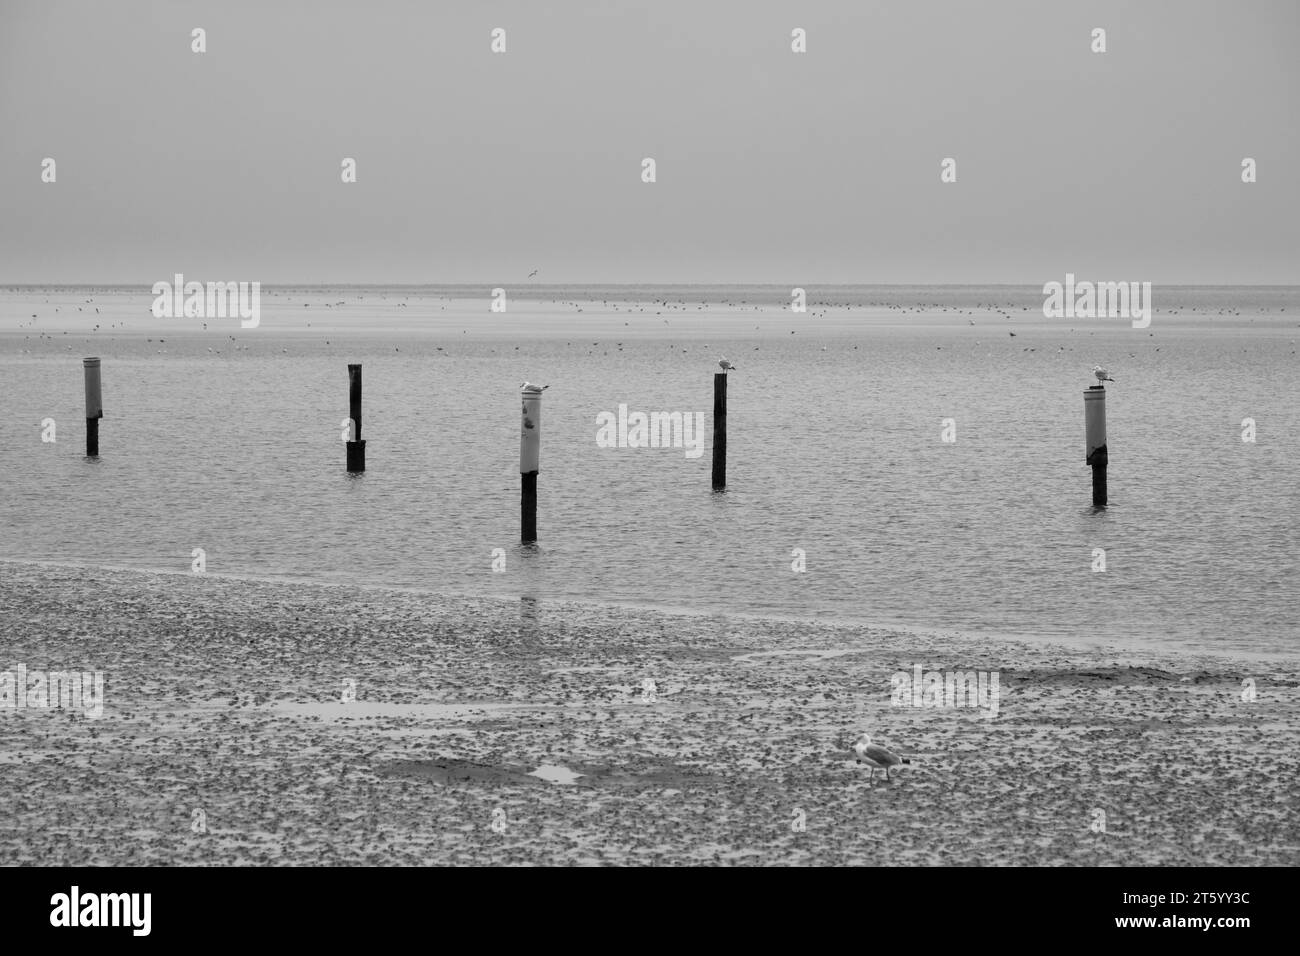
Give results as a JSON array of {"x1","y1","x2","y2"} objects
[{"x1": 1, "y1": 0, "x2": 1296, "y2": 284}]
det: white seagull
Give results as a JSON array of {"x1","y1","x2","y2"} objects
[
  {"x1": 1092, "y1": 365, "x2": 1115, "y2": 384},
  {"x1": 519, "y1": 382, "x2": 550, "y2": 391},
  {"x1": 853, "y1": 734, "x2": 911, "y2": 783},
  {"x1": 718, "y1": 357, "x2": 736, "y2": 372}
]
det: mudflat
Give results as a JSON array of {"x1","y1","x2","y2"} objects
[{"x1": 2, "y1": 561, "x2": 1296, "y2": 865}]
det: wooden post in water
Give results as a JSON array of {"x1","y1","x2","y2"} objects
[
  {"x1": 83, "y1": 357, "x2": 102, "y2": 457},
  {"x1": 346, "y1": 364, "x2": 365, "y2": 472},
  {"x1": 520, "y1": 383, "x2": 544, "y2": 541},
  {"x1": 712, "y1": 372, "x2": 727, "y2": 489},
  {"x1": 1085, "y1": 385, "x2": 1107, "y2": 506}
]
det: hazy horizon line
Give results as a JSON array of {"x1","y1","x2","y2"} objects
[{"x1": 5, "y1": 282, "x2": 1300, "y2": 291}]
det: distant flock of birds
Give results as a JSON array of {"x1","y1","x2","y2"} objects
[{"x1": 17, "y1": 284, "x2": 1299, "y2": 365}]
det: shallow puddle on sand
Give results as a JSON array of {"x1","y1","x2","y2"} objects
[
  {"x1": 528, "y1": 764, "x2": 584, "y2": 785},
  {"x1": 729, "y1": 649, "x2": 861, "y2": 663},
  {"x1": 250, "y1": 701, "x2": 537, "y2": 720}
]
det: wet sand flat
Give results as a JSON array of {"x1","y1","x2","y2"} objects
[{"x1": 1, "y1": 561, "x2": 1296, "y2": 866}]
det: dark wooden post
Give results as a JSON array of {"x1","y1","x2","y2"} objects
[
  {"x1": 83, "y1": 357, "x2": 102, "y2": 457},
  {"x1": 1085, "y1": 385, "x2": 1107, "y2": 506},
  {"x1": 712, "y1": 372, "x2": 727, "y2": 489},
  {"x1": 346, "y1": 363, "x2": 365, "y2": 472},
  {"x1": 521, "y1": 384, "x2": 543, "y2": 541}
]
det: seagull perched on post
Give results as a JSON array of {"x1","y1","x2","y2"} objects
[
  {"x1": 1092, "y1": 365, "x2": 1115, "y2": 384},
  {"x1": 519, "y1": 382, "x2": 549, "y2": 391},
  {"x1": 853, "y1": 734, "x2": 910, "y2": 783},
  {"x1": 718, "y1": 357, "x2": 736, "y2": 372}
]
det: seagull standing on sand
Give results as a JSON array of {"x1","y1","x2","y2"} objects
[
  {"x1": 853, "y1": 734, "x2": 911, "y2": 783},
  {"x1": 718, "y1": 357, "x2": 736, "y2": 372},
  {"x1": 1092, "y1": 365, "x2": 1115, "y2": 384}
]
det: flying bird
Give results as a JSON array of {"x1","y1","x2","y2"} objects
[
  {"x1": 528, "y1": 269, "x2": 538, "y2": 278},
  {"x1": 853, "y1": 734, "x2": 911, "y2": 783},
  {"x1": 1093, "y1": 365, "x2": 1115, "y2": 384},
  {"x1": 718, "y1": 357, "x2": 736, "y2": 372}
]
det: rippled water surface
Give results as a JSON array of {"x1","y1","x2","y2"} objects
[{"x1": 2, "y1": 285, "x2": 1297, "y2": 657}]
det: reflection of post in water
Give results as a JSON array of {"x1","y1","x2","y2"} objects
[{"x1": 519, "y1": 595, "x2": 539, "y2": 640}]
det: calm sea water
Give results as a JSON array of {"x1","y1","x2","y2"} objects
[{"x1": 2, "y1": 285, "x2": 1298, "y2": 657}]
